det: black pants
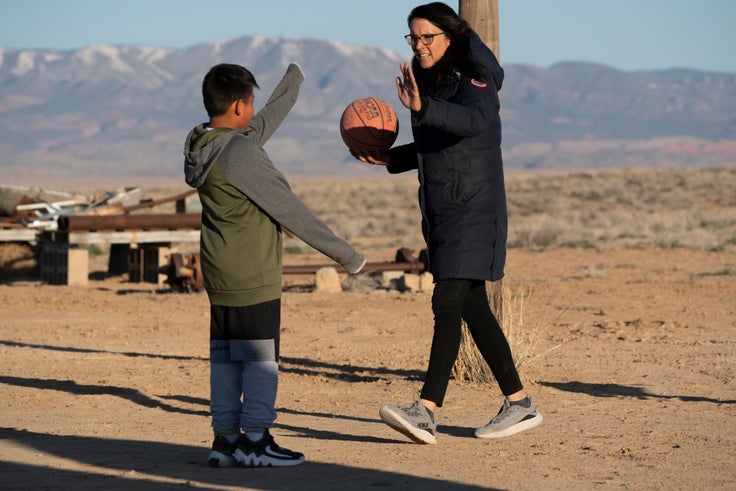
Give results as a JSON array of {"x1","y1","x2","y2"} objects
[{"x1": 420, "y1": 279, "x2": 523, "y2": 407}]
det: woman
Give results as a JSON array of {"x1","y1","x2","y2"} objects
[{"x1": 351, "y1": 2, "x2": 542, "y2": 444}]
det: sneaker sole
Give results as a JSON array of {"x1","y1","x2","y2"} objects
[
  {"x1": 475, "y1": 413, "x2": 543, "y2": 439},
  {"x1": 233, "y1": 450, "x2": 305, "y2": 467},
  {"x1": 379, "y1": 405, "x2": 437, "y2": 444},
  {"x1": 208, "y1": 450, "x2": 237, "y2": 468}
]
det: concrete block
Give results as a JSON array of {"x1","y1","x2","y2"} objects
[
  {"x1": 402, "y1": 273, "x2": 421, "y2": 292},
  {"x1": 143, "y1": 247, "x2": 171, "y2": 286},
  {"x1": 40, "y1": 245, "x2": 88, "y2": 286},
  {"x1": 420, "y1": 272, "x2": 435, "y2": 292},
  {"x1": 381, "y1": 270, "x2": 404, "y2": 289},
  {"x1": 315, "y1": 267, "x2": 342, "y2": 292}
]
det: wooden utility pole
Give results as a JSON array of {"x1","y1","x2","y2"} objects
[
  {"x1": 452, "y1": 0, "x2": 507, "y2": 383},
  {"x1": 459, "y1": 0, "x2": 500, "y2": 58},
  {"x1": 459, "y1": 0, "x2": 503, "y2": 326}
]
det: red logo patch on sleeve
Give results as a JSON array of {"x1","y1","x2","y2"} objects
[{"x1": 470, "y1": 78, "x2": 488, "y2": 88}]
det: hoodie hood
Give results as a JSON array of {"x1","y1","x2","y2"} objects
[{"x1": 183, "y1": 124, "x2": 241, "y2": 188}]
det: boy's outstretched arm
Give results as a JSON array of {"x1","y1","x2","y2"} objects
[
  {"x1": 247, "y1": 63, "x2": 304, "y2": 146},
  {"x1": 219, "y1": 140, "x2": 365, "y2": 274}
]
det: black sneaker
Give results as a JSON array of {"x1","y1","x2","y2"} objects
[
  {"x1": 208, "y1": 432, "x2": 238, "y2": 467},
  {"x1": 233, "y1": 429, "x2": 305, "y2": 467}
]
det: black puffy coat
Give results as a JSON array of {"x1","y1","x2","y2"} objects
[{"x1": 387, "y1": 33, "x2": 507, "y2": 282}]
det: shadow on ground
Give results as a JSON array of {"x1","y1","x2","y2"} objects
[
  {"x1": 540, "y1": 380, "x2": 736, "y2": 405},
  {"x1": 0, "y1": 428, "x2": 498, "y2": 491}
]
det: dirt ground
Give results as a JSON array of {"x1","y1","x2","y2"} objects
[{"x1": 0, "y1": 245, "x2": 734, "y2": 490}]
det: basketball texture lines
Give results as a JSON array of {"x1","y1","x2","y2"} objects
[{"x1": 339, "y1": 97, "x2": 398, "y2": 154}]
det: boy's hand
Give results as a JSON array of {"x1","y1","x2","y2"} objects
[{"x1": 286, "y1": 63, "x2": 305, "y2": 82}]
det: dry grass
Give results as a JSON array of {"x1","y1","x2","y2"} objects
[
  {"x1": 290, "y1": 164, "x2": 736, "y2": 254},
  {"x1": 287, "y1": 177, "x2": 424, "y2": 252},
  {"x1": 3, "y1": 164, "x2": 734, "y2": 278},
  {"x1": 15, "y1": 164, "x2": 734, "y2": 255},
  {"x1": 3, "y1": 165, "x2": 733, "y2": 384},
  {"x1": 505, "y1": 165, "x2": 736, "y2": 251},
  {"x1": 451, "y1": 283, "x2": 562, "y2": 385}
]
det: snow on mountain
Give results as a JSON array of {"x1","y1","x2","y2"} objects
[{"x1": 0, "y1": 36, "x2": 734, "y2": 182}]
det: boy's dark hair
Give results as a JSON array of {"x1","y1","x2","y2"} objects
[
  {"x1": 408, "y1": 2, "x2": 486, "y2": 84},
  {"x1": 202, "y1": 64, "x2": 260, "y2": 117}
]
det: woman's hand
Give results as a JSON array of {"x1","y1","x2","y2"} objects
[
  {"x1": 349, "y1": 148, "x2": 392, "y2": 167},
  {"x1": 396, "y1": 62, "x2": 421, "y2": 112}
]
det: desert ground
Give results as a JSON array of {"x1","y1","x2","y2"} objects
[{"x1": 0, "y1": 165, "x2": 734, "y2": 490}]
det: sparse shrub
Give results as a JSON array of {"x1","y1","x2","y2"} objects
[
  {"x1": 573, "y1": 239, "x2": 597, "y2": 249},
  {"x1": 506, "y1": 164, "x2": 736, "y2": 251},
  {"x1": 88, "y1": 244, "x2": 104, "y2": 256},
  {"x1": 699, "y1": 268, "x2": 733, "y2": 276},
  {"x1": 452, "y1": 283, "x2": 561, "y2": 384},
  {"x1": 173, "y1": 164, "x2": 733, "y2": 256},
  {"x1": 284, "y1": 245, "x2": 305, "y2": 255}
]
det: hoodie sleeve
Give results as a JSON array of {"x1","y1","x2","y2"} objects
[
  {"x1": 246, "y1": 63, "x2": 305, "y2": 146},
  {"x1": 218, "y1": 136, "x2": 365, "y2": 274}
]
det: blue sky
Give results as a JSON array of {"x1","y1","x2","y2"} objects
[{"x1": 1, "y1": 0, "x2": 734, "y2": 73}]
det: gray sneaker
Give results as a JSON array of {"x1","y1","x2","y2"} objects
[
  {"x1": 379, "y1": 398, "x2": 437, "y2": 444},
  {"x1": 475, "y1": 397, "x2": 543, "y2": 439}
]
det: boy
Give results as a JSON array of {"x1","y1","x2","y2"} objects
[{"x1": 184, "y1": 62, "x2": 365, "y2": 467}]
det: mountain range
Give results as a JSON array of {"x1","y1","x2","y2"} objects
[{"x1": 1, "y1": 36, "x2": 735, "y2": 183}]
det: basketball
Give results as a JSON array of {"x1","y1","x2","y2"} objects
[{"x1": 340, "y1": 97, "x2": 399, "y2": 154}]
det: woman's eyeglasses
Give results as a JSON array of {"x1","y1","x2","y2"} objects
[{"x1": 404, "y1": 32, "x2": 446, "y2": 46}]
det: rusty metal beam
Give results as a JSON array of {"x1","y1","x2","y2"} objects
[
  {"x1": 123, "y1": 189, "x2": 197, "y2": 213},
  {"x1": 58, "y1": 213, "x2": 201, "y2": 231}
]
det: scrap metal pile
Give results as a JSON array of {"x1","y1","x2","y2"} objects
[
  {"x1": 1, "y1": 184, "x2": 201, "y2": 232},
  {"x1": 1, "y1": 184, "x2": 145, "y2": 231},
  {"x1": 1, "y1": 184, "x2": 427, "y2": 292}
]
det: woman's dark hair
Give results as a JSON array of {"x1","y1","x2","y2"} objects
[
  {"x1": 202, "y1": 64, "x2": 259, "y2": 117},
  {"x1": 408, "y1": 2, "x2": 486, "y2": 84}
]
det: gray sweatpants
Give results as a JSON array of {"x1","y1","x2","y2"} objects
[{"x1": 210, "y1": 339, "x2": 278, "y2": 434}]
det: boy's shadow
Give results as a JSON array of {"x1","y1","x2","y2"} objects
[{"x1": 0, "y1": 427, "x2": 499, "y2": 491}]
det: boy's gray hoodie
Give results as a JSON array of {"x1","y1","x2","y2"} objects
[{"x1": 184, "y1": 63, "x2": 364, "y2": 306}]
